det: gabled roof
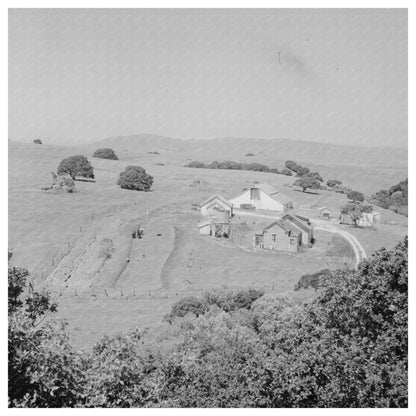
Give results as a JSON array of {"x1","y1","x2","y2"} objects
[
  {"x1": 242, "y1": 183, "x2": 293, "y2": 205},
  {"x1": 282, "y1": 214, "x2": 313, "y2": 232},
  {"x1": 200, "y1": 194, "x2": 232, "y2": 208},
  {"x1": 263, "y1": 220, "x2": 301, "y2": 236}
]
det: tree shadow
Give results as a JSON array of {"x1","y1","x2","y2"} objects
[{"x1": 294, "y1": 189, "x2": 320, "y2": 195}]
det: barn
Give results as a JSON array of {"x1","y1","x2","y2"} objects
[
  {"x1": 229, "y1": 183, "x2": 293, "y2": 212},
  {"x1": 200, "y1": 194, "x2": 233, "y2": 221}
]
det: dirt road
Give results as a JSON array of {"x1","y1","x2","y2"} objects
[{"x1": 234, "y1": 210, "x2": 367, "y2": 267}]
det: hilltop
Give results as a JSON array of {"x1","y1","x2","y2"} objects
[{"x1": 78, "y1": 134, "x2": 407, "y2": 195}]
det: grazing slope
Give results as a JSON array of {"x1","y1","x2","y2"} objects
[{"x1": 9, "y1": 139, "x2": 407, "y2": 347}]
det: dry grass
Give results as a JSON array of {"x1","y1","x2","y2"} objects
[{"x1": 9, "y1": 141, "x2": 407, "y2": 348}]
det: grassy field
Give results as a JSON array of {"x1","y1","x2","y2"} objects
[{"x1": 8, "y1": 140, "x2": 408, "y2": 349}]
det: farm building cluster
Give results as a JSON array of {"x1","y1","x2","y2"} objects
[{"x1": 197, "y1": 184, "x2": 315, "y2": 253}]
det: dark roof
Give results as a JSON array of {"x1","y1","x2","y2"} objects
[
  {"x1": 263, "y1": 220, "x2": 300, "y2": 236},
  {"x1": 282, "y1": 214, "x2": 313, "y2": 232}
]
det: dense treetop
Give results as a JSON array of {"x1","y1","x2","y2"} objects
[{"x1": 8, "y1": 237, "x2": 408, "y2": 407}]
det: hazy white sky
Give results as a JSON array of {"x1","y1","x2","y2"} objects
[{"x1": 9, "y1": 8, "x2": 407, "y2": 147}]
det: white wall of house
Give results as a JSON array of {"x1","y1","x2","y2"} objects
[
  {"x1": 201, "y1": 199, "x2": 232, "y2": 217},
  {"x1": 230, "y1": 189, "x2": 286, "y2": 212}
]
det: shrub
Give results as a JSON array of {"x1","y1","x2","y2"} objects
[
  {"x1": 294, "y1": 269, "x2": 333, "y2": 291},
  {"x1": 285, "y1": 160, "x2": 297, "y2": 170},
  {"x1": 165, "y1": 296, "x2": 209, "y2": 322},
  {"x1": 327, "y1": 179, "x2": 342, "y2": 188},
  {"x1": 347, "y1": 190, "x2": 365, "y2": 203},
  {"x1": 57, "y1": 155, "x2": 94, "y2": 181},
  {"x1": 280, "y1": 168, "x2": 293, "y2": 176},
  {"x1": 117, "y1": 166, "x2": 153, "y2": 191},
  {"x1": 186, "y1": 161, "x2": 206, "y2": 168},
  {"x1": 245, "y1": 153, "x2": 255, "y2": 156},
  {"x1": 33, "y1": 139, "x2": 42, "y2": 144},
  {"x1": 204, "y1": 288, "x2": 264, "y2": 312},
  {"x1": 93, "y1": 148, "x2": 119, "y2": 160}
]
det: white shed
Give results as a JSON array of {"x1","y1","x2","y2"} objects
[{"x1": 200, "y1": 194, "x2": 233, "y2": 220}]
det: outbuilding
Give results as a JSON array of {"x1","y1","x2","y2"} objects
[
  {"x1": 200, "y1": 194, "x2": 233, "y2": 221},
  {"x1": 318, "y1": 206, "x2": 332, "y2": 219},
  {"x1": 230, "y1": 183, "x2": 293, "y2": 212}
]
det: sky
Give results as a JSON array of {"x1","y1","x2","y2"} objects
[{"x1": 8, "y1": 8, "x2": 407, "y2": 148}]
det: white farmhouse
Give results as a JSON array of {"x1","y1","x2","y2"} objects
[{"x1": 230, "y1": 183, "x2": 293, "y2": 212}]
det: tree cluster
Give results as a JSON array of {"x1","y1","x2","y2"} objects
[
  {"x1": 93, "y1": 148, "x2": 119, "y2": 160},
  {"x1": 371, "y1": 179, "x2": 408, "y2": 216},
  {"x1": 117, "y1": 166, "x2": 153, "y2": 191},
  {"x1": 9, "y1": 238, "x2": 408, "y2": 407}
]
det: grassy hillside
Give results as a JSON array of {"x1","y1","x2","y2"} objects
[
  {"x1": 9, "y1": 140, "x2": 407, "y2": 348},
  {"x1": 82, "y1": 134, "x2": 407, "y2": 194}
]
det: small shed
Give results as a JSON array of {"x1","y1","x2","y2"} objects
[
  {"x1": 200, "y1": 194, "x2": 233, "y2": 220},
  {"x1": 198, "y1": 219, "x2": 232, "y2": 238},
  {"x1": 318, "y1": 206, "x2": 332, "y2": 219},
  {"x1": 198, "y1": 220, "x2": 213, "y2": 236}
]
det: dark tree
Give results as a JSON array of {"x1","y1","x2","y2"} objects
[
  {"x1": 57, "y1": 155, "x2": 94, "y2": 181},
  {"x1": 340, "y1": 202, "x2": 372, "y2": 227},
  {"x1": 186, "y1": 161, "x2": 206, "y2": 168},
  {"x1": 33, "y1": 139, "x2": 42, "y2": 145},
  {"x1": 117, "y1": 166, "x2": 153, "y2": 191},
  {"x1": 327, "y1": 179, "x2": 342, "y2": 188},
  {"x1": 294, "y1": 166, "x2": 310, "y2": 177},
  {"x1": 285, "y1": 160, "x2": 297, "y2": 170},
  {"x1": 280, "y1": 168, "x2": 293, "y2": 176},
  {"x1": 8, "y1": 253, "x2": 84, "y2": 407},
  {"x1": 306, "y1": 171, "x2": 323, "y2": 182},
  {"x1": 347, "y1": 190, "x2": 365, "y2": 203},
  {"x1": 93, "y1": 148, "x2": 119, "y2": 160},
  {"x1": 165, "y1": 296, "x2": 209, "y2": 322},
  {"x1": 294, "y1": 177, "x2": 321, "y2": 192},
  {"x1": 245, "y1": 153, "x2": 255, "y2": 157}
]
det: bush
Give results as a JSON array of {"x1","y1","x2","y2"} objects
[
  {"x1": 33, "y1": 139, "x2": 42, "y2": 144},
  {"x1": 327, "y1": 179, "x2": 342, "y2": 188},
  {"x1": 347, "y1": 190, "x2": 365, "y2": 203},
  {"x1": 165, "y1": 296, "x2": 209, "y2": 322},
  {"x1": 186, "y1": 161, "x2": 206, "y2": 168},
  {"x1": 294, "y1": 269, "x2": 333, "y2": 291},
  {"x1": 117, "y1": 166, "x2": 153, "y2": 191},
  {"x1": 93, "y1": 148, "x2": 119, "y2": 160},
  {"x1": 204, "y1": 288, "x2": 264, "y2": 312},
  {"x1": 57, "y1": 155, "x2": 94, "y2": 181},
  {"x1": 280, "y1": 168, "x2": 293, "y2": 176},
  {"x1": 245, "y1": 153, "x2": 255, "y2": 156},
  {"x1": 285, "y1": 160, "x2": 297, "y2": 170}
]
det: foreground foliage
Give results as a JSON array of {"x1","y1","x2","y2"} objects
[{"x1": 8, "y1": 238, "x2": 408, "y2": 407}]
